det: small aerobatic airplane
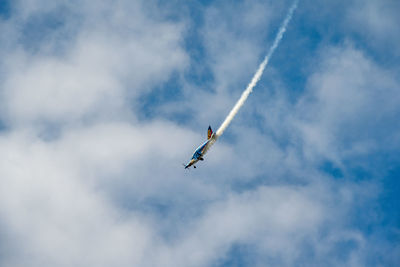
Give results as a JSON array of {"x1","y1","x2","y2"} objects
[{"x1": 184, "y1": 126, "x2": 216, "y2": 169}]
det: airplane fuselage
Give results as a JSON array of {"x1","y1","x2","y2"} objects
[{"x1": 184, "y1": 139, "x2": 209, "y2": 169}]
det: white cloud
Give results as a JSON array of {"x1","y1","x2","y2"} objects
[
  {"x1": 0, "y1": 130, "x2": 153, "y2": 267},
  {"x1": 294, "y1": 44, "x2": 400, "y2": 165},
  {"x1": 1, "y1": 0, "x2": 187, "y2": 126},
  {"x1": 347, "y1": 0, "x2": 400, "y2": 55}
]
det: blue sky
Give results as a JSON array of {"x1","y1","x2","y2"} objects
[{"x1": 0, "y1": 0, "x2": 399, "y2": 266}]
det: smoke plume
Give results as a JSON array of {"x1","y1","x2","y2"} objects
[{"x1": 214, "y1": 0, "x2": 299, "y2": 139}]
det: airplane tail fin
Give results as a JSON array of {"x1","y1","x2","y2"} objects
[{"x1": 207, "y1": 126, "x2": 213, "y2": 139}]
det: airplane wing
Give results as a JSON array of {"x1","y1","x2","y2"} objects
[{"x1": 202, "y1": 134, "x2": 217, "y2": 156}]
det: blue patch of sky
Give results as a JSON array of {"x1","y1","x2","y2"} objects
[
  {"x1": 137, "y1": 1, "x2": 215, "y2": 123},
  {"x1": 137, "y1": 71, "x2": 187, "y2": 121},
  {"x1": 21, "y1": 13, "x2": 63, "y2": 41},
  {"x1": 113, "y1": 187, "x2": 218, "y2": 241},
  {"x1": 259, "y1": 13, "x2": 311, "y2": 100},
  {"x1": 320, "y1": 160, "x2": 344, "y2": 178},
  {"x1": 228, "y1": 173, "x2": 310, "y2": 195},
  {"x1": 331, "y1": 147, "x2": 400, "y2": 228},
  {"x1": 378, "y1": 165, "x2": 400, "y2": 229},
  {"x1": 36, "y1": 122, "x2": 63, "y2": 141},
  {"x1": 0, "y1": 0, "x2": 11, "y2": 18},
  {"x1": 0, "y1": 120, "x2": 8, "y2": 133},
  {"x1": 0, "y1": 0, "x2": 11, "y2": 19},
  {"x1": 20, "y1": 12, "x2": 66, "y2": 54},
  {"x1": 151, "y1": 0, "x2": 216, "y2": 90},
  {"x1": 264, "y1": 1, "x2": 348, "y2": 102},
  {"x1": 213, "y1": 243, "x2": 257, "y2": 267},
  {"x1": 342, "y1": 165, "x2": 400, "y2": 264},
  {"x1": 15, "y1": 5, "x2": 82, "y2": 56},
  {"x1": 181, "y1": 1, "x2": 215, "y2": 91},
  {"x1": 330, "y1": 239, "x2": 360, "y2": 263}
]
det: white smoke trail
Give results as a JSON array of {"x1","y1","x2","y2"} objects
[{"x1": 214, "y1": 0, "x2": 299, "y2": 138}]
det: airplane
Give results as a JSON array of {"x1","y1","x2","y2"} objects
[{"x1": 184, "y1": 126, "x2": 216, "y2": 169}]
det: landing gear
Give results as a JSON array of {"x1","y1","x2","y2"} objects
[{"x1": 194, "y1": 166, "x2": 196, "y2": 168}]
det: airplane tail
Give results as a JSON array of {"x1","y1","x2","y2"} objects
[{"x1": 207, "y1": 126, "x2": 213, "y2": 139}]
